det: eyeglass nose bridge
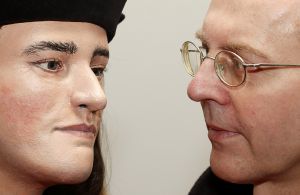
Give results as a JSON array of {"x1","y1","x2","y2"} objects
[
  {"x1": 191, "y1": 54, "x2": 216, "y2": 77},
  {"x1": 199, "y1": 55, "x2": 216, "y2": 69},
  {"x1": 194, "y1": 52, "x2": 216, "y2": 71},
  {"x1": 202, "y1": 55, "x2": 215, "y2": 62}
]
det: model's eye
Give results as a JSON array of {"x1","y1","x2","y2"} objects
[
  {"x1": 32, "y1": 59, "x2": 64, "y2": 72},
  {"x1": 91, "y1": 66, "x2": 106, "y2": 77}
]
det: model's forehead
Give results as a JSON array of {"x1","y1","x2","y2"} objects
[
  {"x1": 2, "y1": 21, "x2": 106, "y2": 34},
  {"x1": 0, "y1": 21, "x2": 109, "y2": 62},
  {"x1": 0, "y1": 21, "x2": 108, "y2": 46}
]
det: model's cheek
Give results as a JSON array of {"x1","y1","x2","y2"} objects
[{"x1": 0, "y1": 85, "x2": 56, "y2": 134}]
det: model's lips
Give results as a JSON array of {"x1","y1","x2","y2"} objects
[
  {"x1": 207, "y1": 124, "x2": 240, "y2": 142},
  {"x1": 55, "y1": 124, "x2": 97, "y2": 138}
]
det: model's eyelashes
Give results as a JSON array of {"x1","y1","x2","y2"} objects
[
  {"x1": 30, "y1": 58, "x2": 64, "y2": 72},
  {"x1": 91, "y1": 66, "x2": 107, "y2": 78},
  {"x1": 29, "y1": 58, "x2": 106, "y2": 78}
]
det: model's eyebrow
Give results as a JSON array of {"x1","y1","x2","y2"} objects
[
  {"x1": 196, "y1": 30, "x2": 268, "y2": 60},
  {"x1": 22, "y1": 41, "x2": 78, "y2": 55},
  {"x1": 92, "y1": 46, "x2": 109, "y2": 58}
]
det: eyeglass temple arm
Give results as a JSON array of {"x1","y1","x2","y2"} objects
[
  {"x1": 180, "y1": 49, "x2": 200, "y2": 53},
  {"x1": 243, "y1": 63, "x2": 300, "y2": 67}
]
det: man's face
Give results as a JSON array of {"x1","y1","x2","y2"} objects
[
  {"x1": 0, "y1": 21, "x2": 108, "y2": 187},
  {"x1": 188, "y1": 0, "x2": 300, "y2": 184}
]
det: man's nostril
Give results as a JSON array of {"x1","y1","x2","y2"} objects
[{"x1": 79, "y1": 104, "x2": 87, "y2": 108}]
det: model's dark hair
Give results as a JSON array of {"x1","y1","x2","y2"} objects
[{"x1": 43, "y1": 135, "x2": 104, "y2": 195}]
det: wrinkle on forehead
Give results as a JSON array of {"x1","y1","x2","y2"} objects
[
  {"x1": 201, "y1": 0, "x2": 300, "y2": 57},
  {"x1": 268, "y1": 3, "x2": 300, "y2": 42},
  {"x1": 209, "y1": 0, "x2": 300, "y2": 28},
  {"x1": 257, "y1": 1, "x2": 300, "y2": 52}
]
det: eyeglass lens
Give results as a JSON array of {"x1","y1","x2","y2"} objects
[
  {"x1": 182, "y1": 41, "x2": 246, "y2": 86},
  {"x1": 215, "y1": 51, "x2": 246, "y2": 86},
  {"x1": 182, "y1": 42, "x2": 201, "y2": 76}
]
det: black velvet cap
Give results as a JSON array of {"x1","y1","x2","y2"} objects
[{"x1": 0, "y1": 0, "x2": 127, "y2": 42}]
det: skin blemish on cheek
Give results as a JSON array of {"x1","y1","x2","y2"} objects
[{"x1": 0, "y1": 85, "x2": 52, "y2": 129}]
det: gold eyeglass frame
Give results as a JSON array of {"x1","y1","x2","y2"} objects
[{"x1": 181, "y1": 41, "x2": 300, "y2": 87}]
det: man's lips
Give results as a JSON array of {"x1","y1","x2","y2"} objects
[
  {"x1": 55, "y1": 124, "x2": 97, "y2": 137},
  {"x1": 207, "y1": 124, "x2": 240, "y2": 142}
]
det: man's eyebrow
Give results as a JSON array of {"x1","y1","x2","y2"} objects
[
  {"x1": 92, "y1": 47, "x2": 109, "y2": 58},
  {"x1": 225, "y1": 42, "x2": 269, "y2": 60},
  {"x1": 196, "y1": 30, "x2": 268, "y2": 60},
  {"x1": 23, "y1": 41, "x2": 78, "y2": 55}
]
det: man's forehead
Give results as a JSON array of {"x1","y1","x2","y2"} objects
[
  {"x1": 199, "y1": 0, "x2": 300, "y2": 46},
  {"x1": 207, "y1": 0, "x2": 300, "y2": 23},
  {"x1": 209, "y1": 0, "x2": 298, "y2": 11}
]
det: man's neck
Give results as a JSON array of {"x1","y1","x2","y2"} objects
[{"x1": 254, "y1": 174, "x2": 300, "y2": 195}]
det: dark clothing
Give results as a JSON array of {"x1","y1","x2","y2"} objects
[{"x1": 189, "y1": 168, "x2": 253, "y2": 195}]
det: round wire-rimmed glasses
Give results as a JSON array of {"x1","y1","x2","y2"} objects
[{"x1": 180, "y1": 41, "x2": 300, "y2": 87}]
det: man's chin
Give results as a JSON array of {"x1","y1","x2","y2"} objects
[{"x1": 210, "y1": 151, "x2": 254, "y2": 184}]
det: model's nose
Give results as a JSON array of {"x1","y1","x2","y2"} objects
[{"x1": 70, "y1": 66, "x2": 107, "y2": 112}]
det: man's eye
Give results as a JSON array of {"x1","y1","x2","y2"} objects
[
  {"x1": 91, "y1": 66, "x2": 106, "y2": 77},
  {"x1": 32, "y1": 59, "x2": 64, "y2": 72}
]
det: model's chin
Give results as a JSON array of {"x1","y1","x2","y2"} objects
[
  {"x1": 60, "y1": 156, "x2": 94, "y2": 184},
  {"x1": 61, "y1": 167, "x2": 93, "y2": 184},
  {"x1": 44, "y1": 161, "x2": 94, "y2": 186},
  {"x1": 38, "y1": 150, "x2": 95, "y2": 186}
]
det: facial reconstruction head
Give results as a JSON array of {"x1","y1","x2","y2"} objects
[
  {"x1": 0, "y1": 21, "x2": 108, "y2": 190},
  {"x1": 0, "y1": 1, "x2": 126, "y2": 194},
  {"x1": 188, "y1": 0, "x2": 300, "y2": 187}
]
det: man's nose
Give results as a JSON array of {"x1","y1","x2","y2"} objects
[
  {"x1": 187, "y1": 59, "x2": 230, "y2": 105},
  {"x1": 70, "y1": 66, "x2": 107, "y2": 112}
]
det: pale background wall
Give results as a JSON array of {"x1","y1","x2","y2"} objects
[{"x1": 104, "y1": 1, "x2": 211, "y2": 195}]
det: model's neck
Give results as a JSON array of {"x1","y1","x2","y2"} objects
[{"x1": 0, "y1": 168, "x2": 45, "y2": 195}]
